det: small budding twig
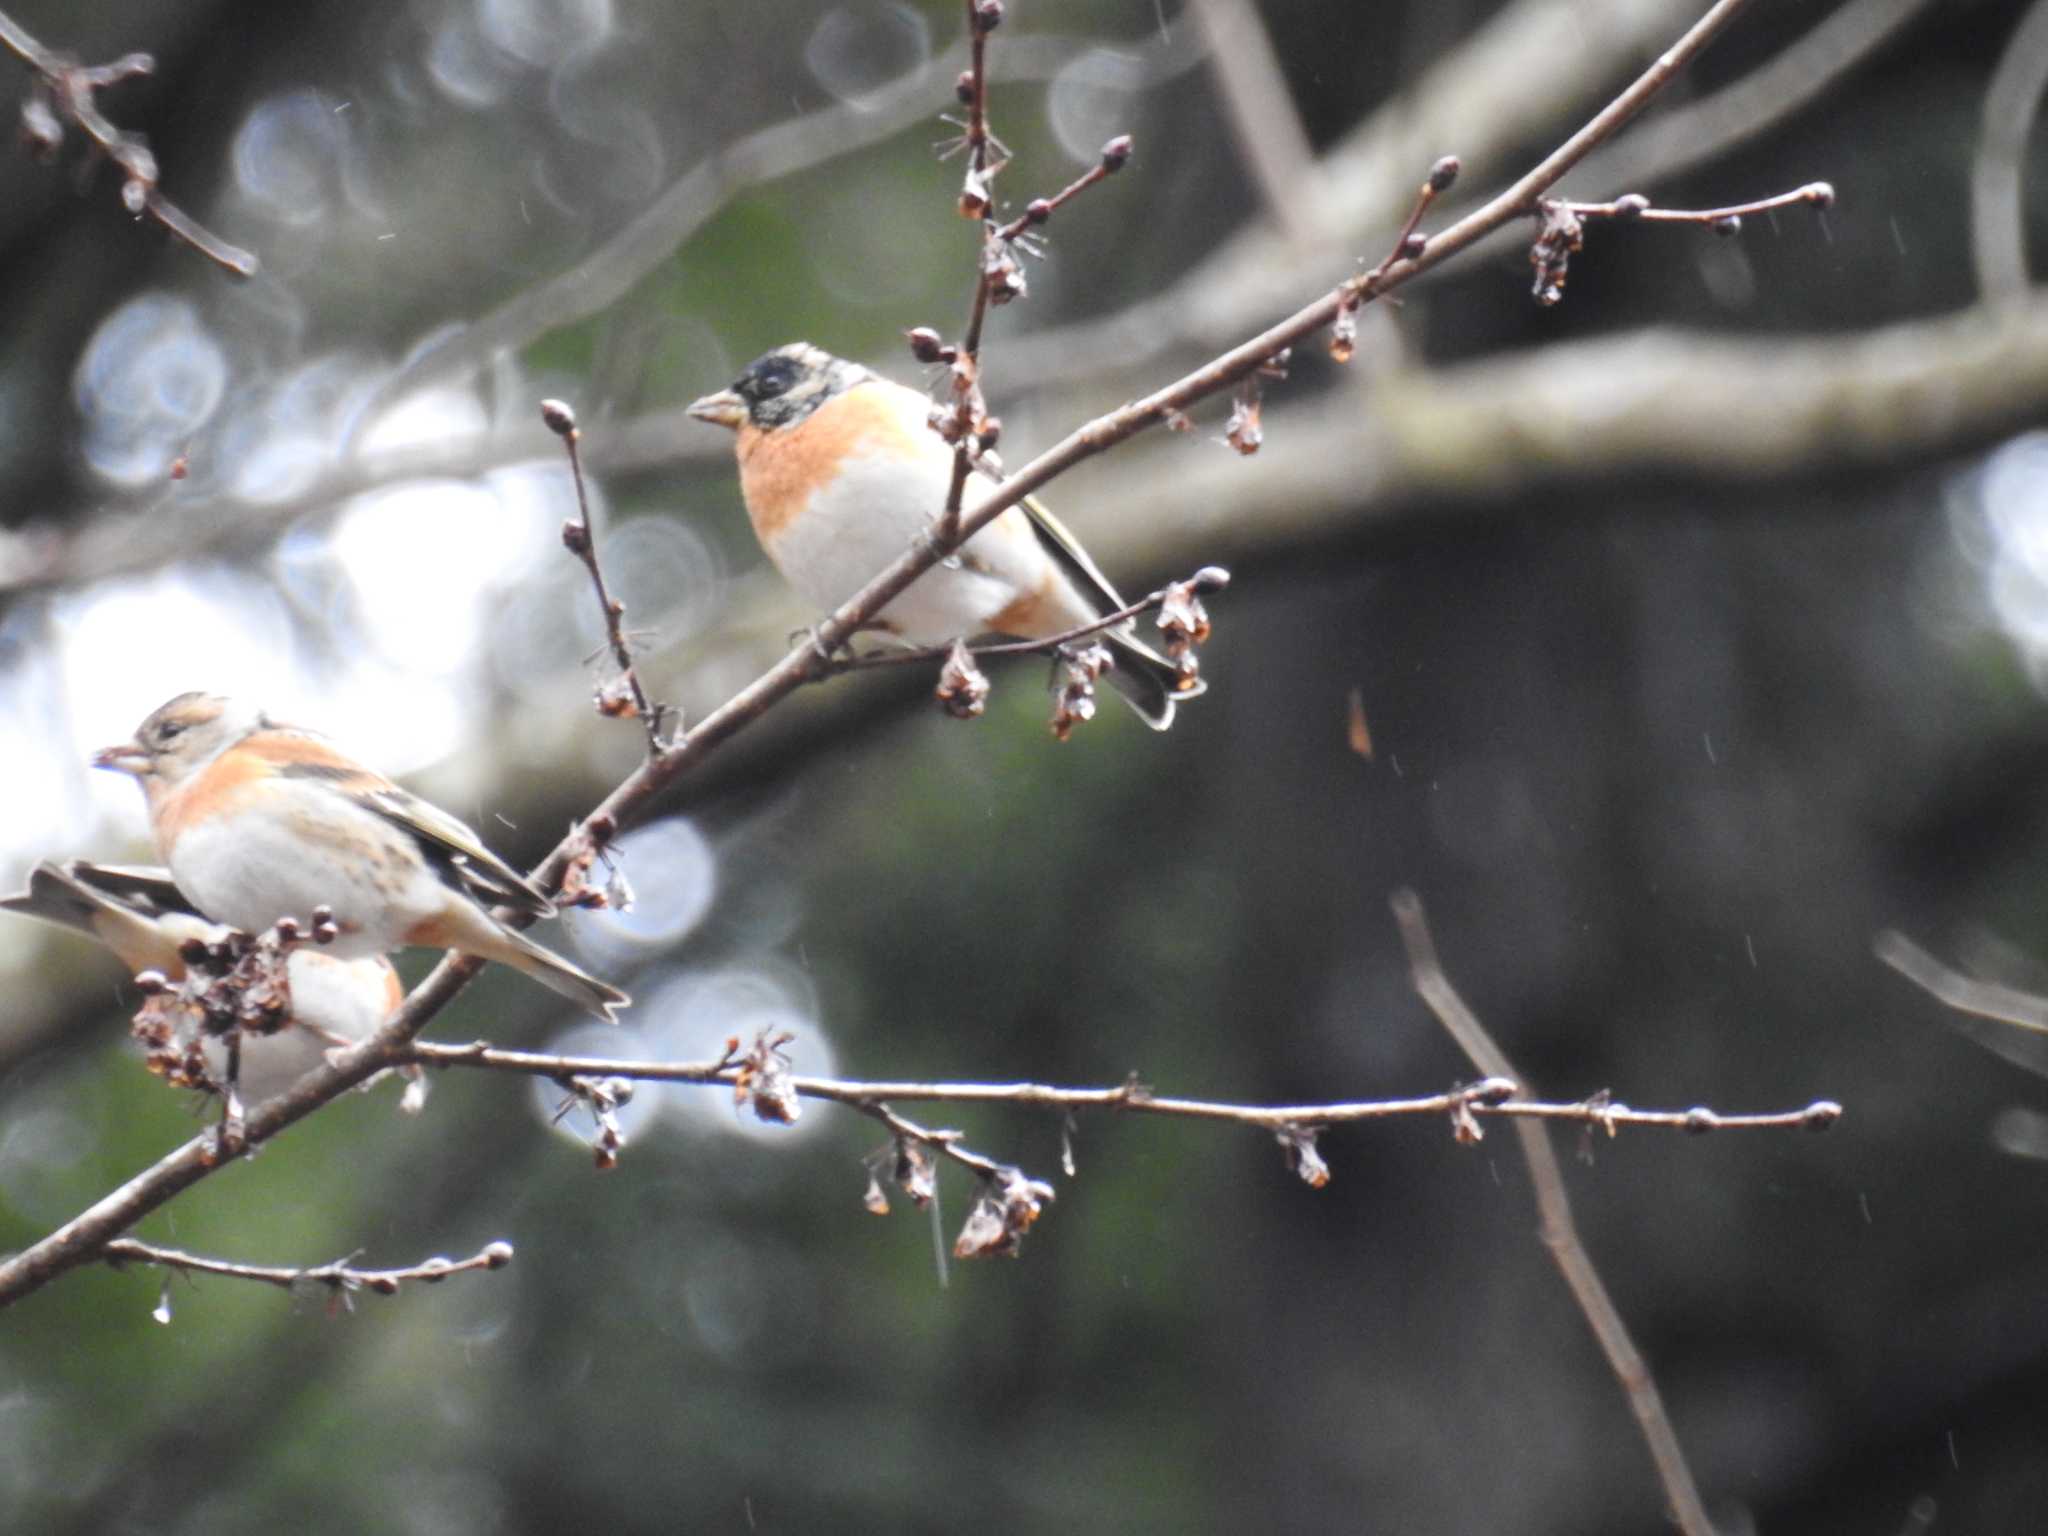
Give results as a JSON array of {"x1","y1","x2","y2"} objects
[
  {"x1": 542, "y1": 399, "x2": 669, "y2": 753},
  {"x1": 0, "y1": 11, "x2": 256, "y2": 276},
  {"x1": 1530, "y1": 179, "x2": 1836, "y2": 306},
  {"x1": 925, "y1": 0, "x2": 1133, "y2": 546},
  {"x1": 1330, "y1": 154, "x2": 1463, "y2": 363},
  {"x1": 830, "y1": 566, "x2": 1230, "y2": 671},
  {"x1": 103, "y1": 1237, "x2": 513, "y2": 1310}
]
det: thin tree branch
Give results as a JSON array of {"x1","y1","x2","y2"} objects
[
  {"x1": 0, "y1": 8, "x2": 257, "y2": 275},
  {"x1": 828, "y1": 565, "x2": 1226, "y2": 671},
  {"x1": 0, "y1": 0, "x2": 1782, "y2": 1312},
  {"x1": 103, "y1": 1236, "x2": 514, "y2": 1299},
  {"x1": 399, "y1": 1037, "x2": 1836, "y2": 1136},
  {"x1": 543, "y1": 400, "x2": 667, "y2": 751},
  {"x1": 1391, "y1": 889, "x2": 1715, "y2": 1536}
]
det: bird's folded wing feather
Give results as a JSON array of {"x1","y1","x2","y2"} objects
[{"x1": 359, "y1": 786, "x2": 556, "y2": 918}]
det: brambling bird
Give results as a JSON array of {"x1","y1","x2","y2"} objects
[
  {"x1": 0, "y1": 859, "x2": 411, "y2": 1104},
  {"x1": 92, "y1": 693, "x2": 629, "y2": 1022},
  {"x1": 687, "y1": 342, "x2": 1202, "y2": 729}
]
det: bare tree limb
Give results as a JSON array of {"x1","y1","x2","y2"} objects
[
  {"x1": 1392, "y1": 889, "x2": 1715, "y2": 1536},
  {"x1": 103, "y1": 1236, "x2": 513, "y2": 1299},
  {"x1": 400, "y1": 1037, "x2": 1836, "y2": 1136}
]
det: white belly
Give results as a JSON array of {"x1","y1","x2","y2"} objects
[
  {"x1": 167, "y1": 784, "x2": 442, "y2": 958},
  {"x1": 770, "y1": 447, "x2": 1089, "y2": 646}
]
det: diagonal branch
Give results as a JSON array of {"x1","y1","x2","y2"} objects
[
  {"x1": 104, "y1": 1236, "x2": 513, "y2": 1299},
  {"x1": 1393, "y1": 889, "x2": 1714, "y2": 1536}
]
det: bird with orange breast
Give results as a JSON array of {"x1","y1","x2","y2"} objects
[
  {"x1": 688, "y1": 342, "x2": 1203, "y2": 728},
  {"x1": 92, "y1": 693, "x2": 627, "y2": 1021},
  {"x1": 2, "y1": 859, "x2": 419, "y2": 1105}
]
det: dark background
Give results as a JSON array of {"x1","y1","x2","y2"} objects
[{"x1": 3, "y1": 1, "x2": 2048, "y2": 1531}]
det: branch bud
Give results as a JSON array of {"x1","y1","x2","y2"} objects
[
  {"x1": 540, "y1": 398, "x2": 577, "y2": 437},
  {"x1": 1100, "y1": 135, "x2": 1133, "y2": 173},
  {"x1": 1427, "y1": 155, "x2": 1461, "y2": 193}
]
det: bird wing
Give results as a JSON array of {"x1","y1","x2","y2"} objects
[
  {"x1": 255, "y1": 730, "x2": 557, "y2": 920},
  {"x1": 1016, "y1": 493, "x2": 1130, "y2": 616},
  {"x1": 357, "y1": 785, "x2": 557, "y2": 919},
  {"x1": 67, "y1": 860, "x2": 204, "y2": 919}
]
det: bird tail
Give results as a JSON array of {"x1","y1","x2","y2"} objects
[
  {"x1": 479, "y1": 924, "x2": 630, "y2": 1023},
  {"x1": 1103, "y1": 628, "x2": 1204, "y2": 731}
]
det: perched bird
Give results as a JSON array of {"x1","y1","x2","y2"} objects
[
  {"x1": 92, "y1": 693, "x2": 628, "y2": 1021},
  {"x1": 0, "y1": 859, "x2": 411, "y2": 1104},
  {"x1": 687, "y1": 342, "x2": 1201, "y2": 729}
]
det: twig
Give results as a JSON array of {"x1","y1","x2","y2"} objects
[
  {"x1": 934, "y1": 0, "x2": 1008, "y2": 547},
  {"x1": 1556, "y1": 182, "x2": 1835, "y2": 227},
  {"x1": 0, "y1": 0, "x2": 1783, "y2": 1312},
  {"x1": 397, "y1": 1037, "x2": 1835, "y2": 1136},
  {"x1": 104, "y1": 1236, "x2": 513, "y2": 1299},
  {"x1": 1391, "y1": 888, "x2": 1715, "y2": 1536},
  {"x1": 1529, "y1": 179, "x2": 1834, "y2": 305},
  {"x1": 827, "y1": 566, "x2": 1229, "y2": 672},
  {"x1": 0, "y1": 9, "x2": 256, "y2": 275},
  {"x1": 541, "y1": 400, "x2": 667, "y2": 752}
]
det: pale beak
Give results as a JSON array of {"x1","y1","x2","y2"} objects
[
  {"x1": 685, "y1": 388, "x2": 747, "y2": 430},
  {"x1": 92, "y1": 742, "x2": 150, "y2": 776}
]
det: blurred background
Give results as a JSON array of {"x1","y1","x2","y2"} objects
[{"x1": 2, "y1": 0, "x2": 2047, "y2": 1530}]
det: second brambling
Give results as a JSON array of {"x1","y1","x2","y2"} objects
[
  {"x1": 687, "y1": 342, "x2": 1203, "y2": 729},
  {"x1": 0, "y1": 860, "x2": 413, "y2": 1104},
  {"x1": 92, "y1": 693, "x2": 629, "y2": 1022}
]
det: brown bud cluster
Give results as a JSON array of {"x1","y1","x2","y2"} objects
[
  {"x1": 953, "y1": 1166, "x2": 1055, "y2": 1259},
  {"x1": 936, "y1": 639, "x2": 992, "y2": 720},
  {"x1": 1528, "y1": 198, "x2": 1585, "y2": 307},
  {"x1": 1049, "y1": 642, "x2": 1115, "y2": 740},
  {"x1": 732, "y1": 1030, "x2": 801, "y2": 1125}
]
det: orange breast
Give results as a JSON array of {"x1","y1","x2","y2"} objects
[
  {"x1": 152, "y1": 747, "x2": 274, "y2": 852},
  {"x1": 737, "y1": 385, "x2": 933, "y2": 548}
]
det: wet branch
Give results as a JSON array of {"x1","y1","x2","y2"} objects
[
  {"x1": 542, "y1": 400, "x2": 668, "y2": 752},
  {"x1": 104, "y1": 1237, "x2": 514, "y2": 1301}
]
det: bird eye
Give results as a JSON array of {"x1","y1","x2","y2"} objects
[{"x1": 156, "y1": 720, "x2": 185, "y2": 742}]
